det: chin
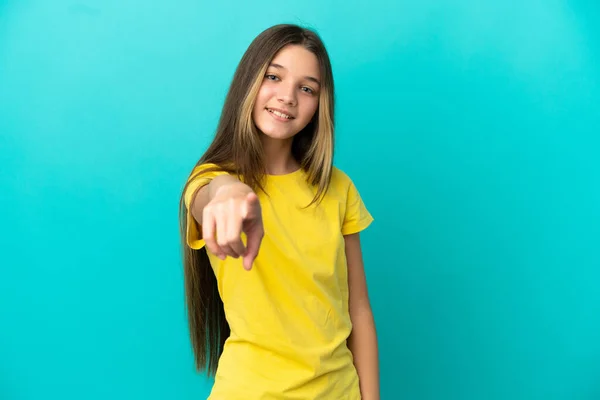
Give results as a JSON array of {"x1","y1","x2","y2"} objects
[
  {"x1": 259, "y1": 129, "x2": 297, "y2": 141},
  {"x1": 255, "y1": 121, "x2": 299, "y2": 141}
]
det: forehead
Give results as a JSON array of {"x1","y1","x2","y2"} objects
[{"x1": 269, "y1": 45, "x2": 320, "y2": 79}]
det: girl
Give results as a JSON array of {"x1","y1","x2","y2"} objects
[{"x1": 179, "y1": 24, "x2": 380, "y2": 399}]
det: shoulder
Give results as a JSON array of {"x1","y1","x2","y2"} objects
[
  {"x1": 189, "y1": 162, "x2": 225, "y2": 176},
  {"x1": 330, "y1": 166, "x2": 374, "y2": 234},
  {"x1": 187, "y1": 162, "x2": 231, "y2": 183},
  {"x1": 183, "y1": 162, "x2": 230, "y2": 207},
  {"x1": 330, "y1": 166, "x2": 353, "y2": 188},
  {"x1": 323, "y1": 166, "x2": 362, "y2": 205},
  {"x1": 329, "y1": 166, "x2": 360, "y2": 195}
]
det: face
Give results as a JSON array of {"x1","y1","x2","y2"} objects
[{"x1": 252, "y1": 45, "x2": 321, "y2": 141}]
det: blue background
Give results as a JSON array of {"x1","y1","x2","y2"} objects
[{"x1": 1, "y1": 1, "x2": 599, "y2": 399}]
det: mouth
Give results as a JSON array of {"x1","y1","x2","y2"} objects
[{"x1": 266, "y1": 108, "x2": 294, "y2": 120}]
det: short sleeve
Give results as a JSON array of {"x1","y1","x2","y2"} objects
[
  {"x1": 183, "y1": 163, "x2": 230, "y2": 250},
  {"x1": 341, "y1": 179, "x2": 374, "y2": 235}
]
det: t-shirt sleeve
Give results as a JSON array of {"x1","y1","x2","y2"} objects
[
  {"x1": 183, "y1": 163, "x2": 230, "y2": 250},
  {"x1": 341, "y1": 179, "x2": 374, "y2": 235}
]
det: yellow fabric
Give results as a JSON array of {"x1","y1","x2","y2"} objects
[{"x1": 184, "y1": 163, "x2": 374, "y2": 400}]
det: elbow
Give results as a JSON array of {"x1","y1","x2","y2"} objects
[{"x1": 350, "y1": 299, "x2": 374, "y2": 322}]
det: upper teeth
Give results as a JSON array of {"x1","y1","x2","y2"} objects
[{"x1": 269, "y1": 109, "x2": 292, "y2": 119}]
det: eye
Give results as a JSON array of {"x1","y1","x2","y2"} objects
[
  {"x1": 265, "y1": 74, "x2": 279, "y2": 81},
  {"x1": 301, "y1": 86, "x2": 315, "y2": 94}
]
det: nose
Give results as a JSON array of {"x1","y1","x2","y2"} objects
[{"x1": 277, "y1": 82, "x2": 297, "y2": 107}]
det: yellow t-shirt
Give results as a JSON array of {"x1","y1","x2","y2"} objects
[{"x1": 184, "y1": 163, "x2": 374, "y2": 400}]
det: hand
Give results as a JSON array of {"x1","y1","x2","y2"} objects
[{"x1": 202, "y1": 184, "x2": 264, "y2": 270}]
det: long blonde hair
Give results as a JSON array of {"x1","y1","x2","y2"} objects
[{"x1": 179, "y1": 23, "x2": 336, "y2": 375}]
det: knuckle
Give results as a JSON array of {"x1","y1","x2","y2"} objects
[{"x1": 226, "y1": 233, "x2": 239, "y2": 243}]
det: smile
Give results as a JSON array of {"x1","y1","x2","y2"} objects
[{"x1": 266, "y1": 108, "x2": 294, "y2": 120}]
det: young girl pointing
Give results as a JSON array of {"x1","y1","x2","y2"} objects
[{"x1": 180, "y1": 24, "x2": 380, "y2": 399}]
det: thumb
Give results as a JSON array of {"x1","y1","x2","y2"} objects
[{"x1": 242, "y1": 191, "x2": 259, "y2": 220}]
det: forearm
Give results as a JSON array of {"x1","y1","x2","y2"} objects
[
  {"x1": 191, "y1": 175, "x2": 250, "y2": 224},
  {"x1": 348, "y1": 305, "x2": 380, "y2": 400}
]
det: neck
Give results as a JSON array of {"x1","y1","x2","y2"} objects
[{"x1": 260, "y1": 135, "x2": 299, "y2": 175}]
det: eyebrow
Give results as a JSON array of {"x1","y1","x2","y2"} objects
[{"x1": 269, "y1": 63, "x2": 321, "y2": 86}]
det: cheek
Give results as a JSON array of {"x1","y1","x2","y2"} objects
[
  {"x1": 256, "y1": 84, "x2": 276, "y2": 105},
  {"x1": 299, "y1": 98, "x2": 319, "y2": 123},
  {"x1": 252, "y1": 88, "x2": 270, "y2": 121}
]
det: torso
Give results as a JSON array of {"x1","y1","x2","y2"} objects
[{"x1": 206, "y1": 168, "x2": 361, "y2": 400}]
